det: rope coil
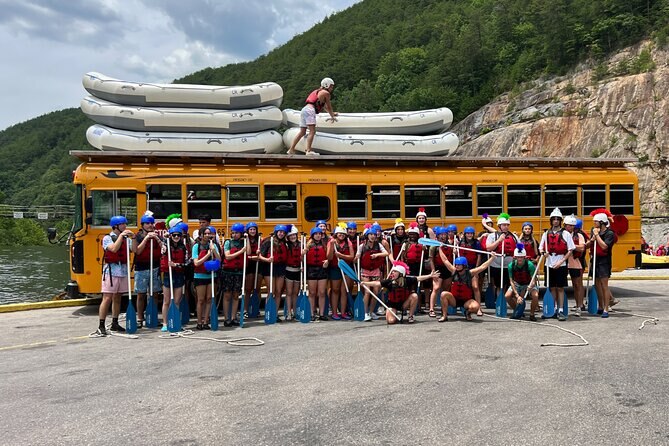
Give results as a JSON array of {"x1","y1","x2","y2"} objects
[{"x1": 483, "y1": 314, "x2": 589, "y2": 347}]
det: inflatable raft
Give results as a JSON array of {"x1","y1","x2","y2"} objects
[
  {"x1": 282, "y1": 107, "x2": 453, "y2": 135},
  {"x1": 81, "y1": 96, "x2": 283, "y2": 133},
  {"x1": 282, "y1": 128, "x2": 459, "y2": 156},
  {"x1": 641, "y1": 253, "x2": 669, "y2": 269},
  {"x1": 83, "y1": 72, "x2": 283, "y2": 109},
  {"x1": 86, "y1": 124, "x2": 283, "y2": 154}
]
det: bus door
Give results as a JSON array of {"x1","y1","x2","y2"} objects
[{"x1": 300, "y1": 183, "x2": 335, "y2": 232}]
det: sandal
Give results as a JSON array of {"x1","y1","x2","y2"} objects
[
  {"x1": 408, "y1": 315, "x2": 415, "y2": 324},
  {"x1": 476, "y1": 309, "x2": 483, "y2": 317},
  {"x1": 428, "y1": 310, "x2": 436, "y2": 318},
  {"x1": 438, "y1": 315, "x2": 448, "y2": 323},
  {"x1": 465, "y1": 311, "x2": 473, "y2": 321}
]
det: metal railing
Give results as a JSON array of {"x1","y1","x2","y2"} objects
[{"x1": 0, "y1": 204, "x2": 75, "y2": 219}]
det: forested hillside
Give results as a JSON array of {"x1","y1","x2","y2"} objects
[{"x1": 1, "y1": 0, "x2": 668, "y2": 206}]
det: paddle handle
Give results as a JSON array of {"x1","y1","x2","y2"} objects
[
  {"x1": 340, "y1": 266, "x2": 350, "y2": 293},
  {"x1": 126, "y1": 238, "x2": 132, "y2": 301},
  {"x1": 269, "y1": 236, "x2": 274, "y2": 295},
  {"x1": 149, "y1": 239, "x2": 153, "y2": 295},
  {"x1": 241, "y1": 237, "x2": 248, "y2": 294},
  {"x1": 522, "y1": 255, "x2": 545, "y2": 301},
  {"x1": 167, "y1": 237, "x2": 174, "y2": 301}
]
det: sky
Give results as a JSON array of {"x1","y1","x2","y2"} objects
[{"x1": 0, "y1": 0, "x2": 361, "y2": 131}]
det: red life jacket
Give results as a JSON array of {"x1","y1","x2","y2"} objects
[
  {"x1": 272, "y1": 240, "x2": 288, "y2": 264},
  {"x1": 432, "y1": 245, "x2": 450, "y2": 267},
  {"x1": 546, "y1": 229, "x2": 568, "y2": 255},
  {"x1": 571, "y1": 232, "x2": 584, "y2": 259},
  {"x1": 391, "y1": 235, "x2": 406, "y2": 258},
  {"x1": 349, "y1": 236, "x2": 359, "y2": 253},
  {"x1": 405, "y1": 242, "x2": 423, "y2": 264},
  {"x1": 134, "y1": 232, "x2": 162, "y2": 265},
  {"x1": 285, "y1": 243, "x2": 302, "y2": 268},
  {"x1": 459, "y1": 240, "x2": 478, "y2": 266},
  {"x1": 332, "y1": 238, "x2": 352, "y2": 269},
  {"x1": 103, "y1": 235, "x2": 127, "y2": 264},
  {"x1": 511, "y1": 261, "x2": 532, "y2": 285},
  {"x1": 388, "y1": 286, "x2": 409, "y2": 304},
  {"x1": 451, "y1": 270, "x2": 473, "y2": 301},
  {"x1": 193, "y1": 243, "x2": 211, "y2": 274},
  {"x1": 575, "y1": 230, "x2": 590, "y2": 259},
  {"x1": 520, "y1": 237, "x2": 537, "y2": 259},
  {"x1": 160, "y1": 244, "x2": 187, "y2": 273},
  {"x1": 305, "y1": 89, "x2": 324, "y2": 113},
  {"x1": 360, "y1": 242, "x2": 384, "y2": 270},
  {"x1": 494, "y1": 232, "x2": 517, "y2": 256},
  {"x1": 594, "y1": 229, "x2": 617, "y2": 257},
  {"x1": 223, "y1": 239, "x2": 245, "y2": 270},
  {"x1": 306, "y1": 241, "x2": 327, "y2": 267}
]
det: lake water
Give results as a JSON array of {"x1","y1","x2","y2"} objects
[{"x1": 0, "y1": 245, "x2": 70, "y2": 304}]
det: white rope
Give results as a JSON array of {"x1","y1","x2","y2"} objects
[
  {"x1": 609, "y1": 309, "x2": 660, "y2": 330},
  {"x1": 482, "y1": 314, "x2": 589, "y2": 348},
  {"x1": 159, "y1": 329, "x2": 264, "y2": 346}
]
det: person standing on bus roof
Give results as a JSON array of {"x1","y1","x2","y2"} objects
[
  {"x1": 287, "y1": 77, "x2": 338, "y2": 156},
  {"x1": 539, "y1": 208, "x2": 575, "y2": 321},
  {"x1": 97, "y1": 215, "x2": 134, "y2": 335},
  {"x1": 132, "y1": 211, "x2": 163, "y2": 328}
]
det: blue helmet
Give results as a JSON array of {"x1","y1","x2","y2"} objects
[
  {"x1": 434, "y1": 226, "x2": 447, "y2": 235},
  {"x1": 110, "y1": 215, "x2": 128, "y2": 227},
  {"x1": 206, "y1": 226, "x2": 217, "y2": 236},
  {"x1": 231, "y1": 223, "x2": 245, "y2": 233},
  {"x1": 371, "y1": 223, "x2": 382, "y2": 233},
  {"x1": 204, "y1": 259, "x2": 221, "y2": 272},
  {"x1": 575, "y1": 218, "x2": 583, "y2": 230},
  {"x1": 168, "y1": 226, "x2": 182, "y2": 235},
  {"x1": 274, "y1": 224, "x2": 288, "y2": 233},
  {"x1": 310, "y1": 227, "x2": 323, "y2": 236},
  {"x1": 140, "y1": 214, "x2": 155, "y2": 224},
  {"x1": 316, "y1": 220, "x2": 327, "y2": 226},
  {"x1": 446, "y1": 224, "x2": 457, "y2": 232},
  {"x1": 522, "y1": 222, "x2": 533, "y2": 229},
  {"x1": 346, "y1": 221, "x2": 357, "y2": 230},
  {"x1": 245, "y1": 222, "x2": 258, "y2": 231},
  {"x1": 464, "y1": 226, "x2": 475, "y2": 234},
  {"x1": 176, "y1": 222, "x2": 189, "y2": 233},
  {"x1": 454, "y1": 256, "x2": 468, "y2": 266}
]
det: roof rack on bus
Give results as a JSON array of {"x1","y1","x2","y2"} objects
[{"x1": 69, "y1": 150, "x2": 635, "y2": 168}]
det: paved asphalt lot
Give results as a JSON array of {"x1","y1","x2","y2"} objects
[{"x1": 0, "y1": 281, "x2": 667, "y2": 446}]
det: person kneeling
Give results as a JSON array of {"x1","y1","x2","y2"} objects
[
  {"x1": 362, "y1": 261, "x2": 437, "y2": 324},
  {"x1": 439, "y1": 255, "x2": 496, "y2": 322},
  {"x1": 505, "y1": 244, "x2": 540, "y2": 321}
]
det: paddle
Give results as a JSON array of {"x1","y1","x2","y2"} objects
[
  {"x1": 342, "y1": 264, "x2": 354, "y2": 318},
  {"x1": 208, "y1": 258, "x2": 219, "y2": 331},
  {"x1": 484, "y1": 271, "x2": 496, "y2": 309},
  {"x1": 588, "y1": 244, "x2": 599, "y2": 314},
  {"x1": 418, "y1": 237, "x2": 492, "y2": 256},
  {"x1": 542, "y1": 258, "x2": 555, "y2": 318},
  {"x1": 495, "y1": 254, "x2": 507, "y2": 317},
  {"x1": 353, "y1": 235, "x2": 365, "y2": 321},
  {"x1": 249, "y1": 260, "x2": 260, "y2": 318},
  {"x1": 513, "y1": 255, "x2": 544, "y2": 319},
  {"x1": 145, "y1": 239, "x2": 158, "y2": 328},
  {"x1": 264, "y1": 236, "x2": 277, "y2": 325},
  {"x1": 240, "y1": 237, "x2": 248, "y2": 328},
  {"x1": 166, "y1": 237, "x2": 181, "y2": 333},
  {"x1": 299, "y1": 235, "x2": 312, "y2": 323},
  {"x1": 125, "y1": 238, "x2": 138, "y2": 334},
  {"x1": 338, "y1": 259, "x2": 401, "y2": 321}
]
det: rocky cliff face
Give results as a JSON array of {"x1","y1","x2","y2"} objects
[{"x1": 453, "y1": 41, "x2": 669, "y2": 219}]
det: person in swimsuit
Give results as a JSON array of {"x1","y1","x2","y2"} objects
[{"x1": 287, "y1": 77, "x2": 338, "y2": 155}]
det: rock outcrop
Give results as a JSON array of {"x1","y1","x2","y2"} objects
[{"x1": 453, "y1": 41, "x2": 669, "y2": 217}]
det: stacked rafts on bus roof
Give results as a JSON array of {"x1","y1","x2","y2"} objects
[
  {"x1": 282, "y1": 108, "x2": 459, "y2": 156},
  {"x1": 80, "y1": 72, "x2": 284, "y2": 154}
]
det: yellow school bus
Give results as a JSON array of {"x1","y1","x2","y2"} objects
[{"x1": 68, "y1": 151, "x2": 640, "y2": 294}]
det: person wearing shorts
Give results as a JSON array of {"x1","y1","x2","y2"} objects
[
  {"x1": 258, "y1": 225, "x2": 289, "y2": 322},
  {"x1": 192, "y1": 227, "x2": 221, "y2": 330},
  {"x1": 587, "y1": 210, "x2": 617, "y2": 318},
  {"x1": 439, "y1": 255, "x2": 496, "y2": 322},
  {"x1": 159, "y1": 226, "x2": 188, "y2": 331},
  {"x1": 287, "y1": 78, "x2": 338, "y2": 155},
  {"x1": 428, "y1": 226, "x2": 452, "y2": 318},
  {"x1": 221, "y1": 223, "x2": 248, "y2": 327},
  {"x1": 328, "y1": 225, "x2": 355, "y2": 320},
  {"x1": 97, "y1": 216, "x2": 134, "y2": 335},
  {"x1": 539, "y1": 208, "x2": 575, "y2": 321},
  {"x1": 304, "y1": 227, "x2": 330, "y2": 320},
  {"x1": 284, "y1": 227, "x2": 303, "y2": 320},
  {"x1": 355, "y1": 227, "x2": 389, "y2": 321},
  {"x1": 486, "y1": 213, "x2": 517, "y2": 299},
  {"x1": 564, "y1": 215, "x2": 586, "y2": 316},
  {"x1": 505, "y1": 244, "x2": 540, "y2": 321},
  {"x1": 132, "y1": 212, "x2": 163, "y2": 328}
]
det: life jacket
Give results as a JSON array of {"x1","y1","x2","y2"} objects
[
  {"x1": 387, "y1": 284, "x2": 409, "y2": 304},
  {"x1": 494, "y1": 232, "x2": 517, "y2": 256},
  {"x1": 272, "y1": 239, "x2": 288, "y2": 264},
  {"x1": 305, "y1": 89, "x2": 324, "y2": 113},
  {"x1": 134, "y1": 231, "x2": 162, "y2": 266},
  {"x1": 349, "y1": 236, "x2": 359, "y2": 253},
  {"x1": 418, "y1": 224, "x2": 429, "y2": 238},
  {"x1": 193, "y1": 243, "x2": 212, "y2": 274},
  {"x1": 160, "y1": 243, "x2": 187, "y2": 274},
  {"x1": 391, "y1": 235, "x2": 406, "y2": 258},
  {"x1": 432, "y1": 245, "x2": 450, "y2": 267},
  {"x1": 360, "y1": 242, "x2": 384, "y2": 270},
  {"x1": 546, "y1": 229, "x2": 568, "y2": 255},
  {"x1": 306, "y1": 241, "x2": 327, "y2": 267},
  {"x1": 570, "y1": 232, "x2": 584, "y2": 259},
  {"x1": 594, "y1": 228, "x2": 617, "y2": 257},
  {"x1": 405, "y1": 242, "x2": 423, "y2": 264},
  {"x1": 223, "y1": 239, "x2": 245, "y2": 270},
  {"x1": 285, "y1": 242, "x2": 302, "y2": 268},
  {"x1": 450, "y1": 270, "x2": 473, "y2": 301},
  {"x1": 520, "y1": 236, "x2": 538, "y2": 259},
  {"x1": 459, "y1": 239, "x2": 479, "y2": 266},
  {"x1": 103, "y1": 234, "x2": 127, "y2": 265},
  {"x1": 574, "y1": 229, "x2": 590, "y2": 259},
  {"x1": 332, "y1": 238, "x2": 352, "y2": 268},
  {"x1": 511, "y1": 261, "x2": 532, "y2": 285}
]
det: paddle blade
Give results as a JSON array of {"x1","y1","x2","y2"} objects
[
  {"x1": 495, "y1": 290, "x2": 507, "y2": 317},
  {"x1": 180, "y1": 295, "x2": 190, "y2": 325},
  {"x1": 512, "y1": 299, "x2": 526, "y2": 319},
  {"x1": 354, "y1": 291, "x2": 365, "y2": 321},
  {"x1": 210, "y1": 299, "x2": 219, "y2": 331},
  {"x1": 587, "y1": 287, "x2": 599, "y2": 315},
  {"x1": 145, "y1": 296, "x2": 158, "y2": 328},
  {"x1": 485, "y1": 284, "x2": 496, "y2": 309},
  {"x1": 249, "y1": 290, "x2": 260, "y2": 318},
  {"x1": 418, "y1": 237, "x2": 441, "y2": 247},
  {"x1": 543, "y1": 289, "x2": 555, "y2": 318},
  {"x1": 264, "y1": 294, "x2": 276, "y2": 325},
  {"x1": 300, "y1": 295, "x2": 312, "y2": 323},
  {"x1": 168, "y1": 300, "x2": 181, "y2": 333},
  {"x1": 240, "y1": 294, "x2": 245, "y2": 328},
  {"x1": 338, "y1": 259, "x2": 359, "y2": 282},
  {"x1": 126, "y1": 299, "x2": 137, "y2": 334}
]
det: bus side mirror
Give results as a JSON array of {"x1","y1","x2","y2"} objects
[{"x1": 85, "y1": 197, "x2": 93, "y2": 213}]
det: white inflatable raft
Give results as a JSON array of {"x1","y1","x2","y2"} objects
[
  {"x1": 81, "y1": 96, "x2": 283, "y2": 133},
  {"x1": 86, "y1": 124, "x2": 283, "y2": 154},
  {"x1": 83, "y1": 72, "x2": 283, "y2": 109},
  {"x1": 282, "y1": 107, "x2": 453, "y2": 135},
  {"x1": 282, "y1": 128, "x2": 459, "y2": 156}
]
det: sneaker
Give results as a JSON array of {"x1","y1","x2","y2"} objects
[
  {"x1": 110, "y1": 324, "x2": 126, "y2": 333},
  {"x1": 364, "y1": 313, "x2": 372, "y2": 322},
  {"x1": 529, "y1": 314, "x2": 537, "y2": 322},
  {"x1": 601, "y1": 311, "x2": 609, "y2": 318},
  {"x1": 341, "y1": 312, "x2": 352, "y2": 320},
  {"x1": 376, "y1": 307, "x2": 386, "y2": 316},
  {"x1": 557, "y1": 310, "x2": 566, "y2": 321},
  {"x1": 95, "y1": 327, "x2": 108, "y2": 336},
  {"x1": 137, "y1": 320, "x2": 144, "y2": 328},
  {"x1": 231, "y1": 319, "x2": 240, "y2": 326},
  {"x1": 276, "y1": 316, "x2": 283, "y2": 323},
  {"x1": 610, "y1": 298, "x2": 619, "y2": 307},
  {"x1": 331, "y1": 312, "x2": 341, "y2": 321},
  {"x1": 196, "y1": 324, "x2": 203, "y2": 330},
  {"x1": 597, "y1": 309, "x2": 604, "y2": 315},
  {"x1": 202, "y1": 324, "x2": 211, "y2": 330},
  {"x1": 580, "y1": 305, "x2": 586, "y2": 311},
  {"x1": 573, "y1": 308, "x2": 581, "y2": 317},
  {"x1": 319, "y1": 315, "x2": 329, "y2": 321},
  {"x1": 161, "y1": 325, "x2": 168, "y2": 332},
  {"x1": 305, "y1": 151, "x2": 320, "y2": 156},
  {"x1": 311, "y1": 314, "x2": 318, "y2": 322},
  {"x1": 370, "y1": 312, "x2": 379, "y2": 320},
  {"x1": 223, "y1": 320, "x2": 232, "y2": 328}
]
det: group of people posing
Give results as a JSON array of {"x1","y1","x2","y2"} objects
[{"x1": 96, "y1": 206, "x2": 618, "y2": 335}]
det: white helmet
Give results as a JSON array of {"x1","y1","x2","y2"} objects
[
  {"x1": 289, "y1": 225, "x2": 299, "y2": 235},
  {"x1": 321, "y1": 77, "x2": 335, "y2": 88},
  {"x1": 593, "y1": 213, "x2": 609, "y2": 224},
  {"x1": 334, "y1": 225, "x2": 346, "y2": 235},
  {"x1": 550, "y1": 207, "x2": 563, "y2": 219},
  {"x1": 564, "y1": 214, "x2": 577, "y2": 225}
]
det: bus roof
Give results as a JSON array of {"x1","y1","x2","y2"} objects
[{"x1": 70, "y1": 150, "x2": 635, "y2": 169}]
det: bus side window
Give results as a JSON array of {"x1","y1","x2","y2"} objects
[
  {"x1": 444, "y1": 185, "x2": 473, "y2": 217},
  {"x1": 405, "y1": 185, "x2": 440, "y2": 219},
  {"x1": 477, "y1": 186, "x2": 503, "y2": 216},
  {"x1": 337, "y1": 185, "x2": 366, "y2": 220},
  {"x1": 265, "y1": 185, "x2": 297, "y2": 220},
  {"x1": 609, "y1": 184, "x2": 634, "y2": 215},
  {"x1": 228, "y1": 185, "x2": 259, "y2": 219},
  {"x1": 147, "y1": 185, "x2": 182, "y2": 219},
  {"x1": 508, "y1": 185, "x2": 541, "y2": 217},
  {"x1": 187, "y1": 185, "x2": 222, "y2": 221},
  {"x1": 582, "y1": 184, "x2": 606, "y2": 215},
  {"x1": 545, "y1": 185, "x2": 577, "y2": 216},
  {"x1": 91, "y1": 190, "x2": 138, "y2": 227},
  {"x1": 371, "y1": 185, "x2": 400, "y2": 219}
]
